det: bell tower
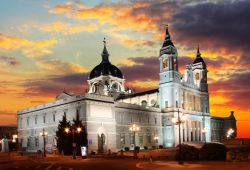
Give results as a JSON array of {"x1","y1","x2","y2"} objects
[{"x1": 159, "y1": 25, "x2": 181, "y2": 110}]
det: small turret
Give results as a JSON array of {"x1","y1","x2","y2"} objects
[{"x1": 193, "y1": 46, "x2": 206, "y2": 69}]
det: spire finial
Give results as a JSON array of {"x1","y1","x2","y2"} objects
[
  {"x1": 197, "y1": 45, "x2": 201, "y2": 57},
  {"x1": 101, "y1": 37, "x2": 109, "y2": 63},
  {"x1": 161, "y1": 24, "x2": 174, "y2": 48},
  {"x1": 103, "y1": 37, "x2": 106, "y2": 46}
]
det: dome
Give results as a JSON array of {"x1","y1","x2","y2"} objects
[
  {"x1": 89, "y1": 62, "x2": 123, "y2": 79},
  {"x1": 89, "y1": 38, "x2": 123, "y2": 79}
]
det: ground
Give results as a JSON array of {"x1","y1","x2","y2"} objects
[{"x1": 0, "y1": 152, "x2": 250, "y2": 170}]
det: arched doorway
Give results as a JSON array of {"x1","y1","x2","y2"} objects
[
  {"x1": 98, "y1": 133, "x2": 105, "y2": 153},
  {"x1": 97, "y1": 126, "x2": 106, "y2": 153}
]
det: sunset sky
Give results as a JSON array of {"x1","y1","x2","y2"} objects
[{"x1": 0, "y1": 0, "x2": 249, "y2": 138}]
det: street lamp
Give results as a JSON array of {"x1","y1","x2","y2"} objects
[
  {"x1": 12, "y1": 134, "x2": 18, "y2": 143},
  {"x1": 65, "y1": 127, "x2": 82, "y2": 159},
  {"x1": 227, "y1": 128, "x2": 234, "y2": 139},
  {"x1": 171, "y1": 108, "x2": 186, "y2": 164},
  {"x1": 201, "y1": 127, "x2": 207, "y2": 144},
  {"x1": 154, "y1": 136, "x2": 159, "y2": 149},
  {"x1": 129, "y1": 124, "x2": 139, "y2": 158},
  {"x1": 40, "y1": 129, "x2": 48, "y2": 157}
]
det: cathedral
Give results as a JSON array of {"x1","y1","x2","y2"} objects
[{"x1": 17, "y1": 27, "x2": 236, "y2": 153}]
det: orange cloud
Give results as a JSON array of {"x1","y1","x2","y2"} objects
[
  {"x1": 49, "y1": 2, "x2": 74, "y2": 14},
  {"x1": 37, "y1": 59, "x2": 89, "y2": 74},
  {"x1": 110, "y1": 32, "x2": 155, "y2": 47},
  {"x1": 127, "y1": 80, "x2": 158, "y2": 89},
  {"x1": 0, "y1": 33, "x2": 58, "y2": 58},
  {"x1": 40, "y1": 21, "x2": 98, "y2": 35},
  {"x1": 49, "y1": 2, "x2": 168, "y2": 34}
]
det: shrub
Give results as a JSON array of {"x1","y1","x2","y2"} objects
[
  {"x1": 199, "y1": 143, "x2": 227, "y2": 160},
  {"x1": 175, "y1": 144, "x2": 199, "y2": 161},
  {"x1": 135, "y1": 146, "x2": 140, "y2": 153},
  {"x1": 159, "y1": 145, "x2": 163, "y2": 149},
  {"x1": 144, "y1": 146, "x2": 148, "y2": 150},
  {"x1": 124, "y1": 147, "x2": 130, "y2": 151}
]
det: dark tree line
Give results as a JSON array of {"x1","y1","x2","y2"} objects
[{"x1": 56, "y1": 114, "x2": 87, "y2": 155}]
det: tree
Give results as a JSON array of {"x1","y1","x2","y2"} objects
[
  {"x1": 72, "y1": 113, "x2": 88, "y2": 155},
  {"x1": 56, "y1": 115, "x2": 72, "y2": 155}
]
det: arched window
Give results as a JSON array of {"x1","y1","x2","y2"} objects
[
  {"x1": 173, "y1": 58, "x2": 177, "y2": 70},
  {"x1": 141, "y1": 100, "x2": 147, "y2": 107},
  {"x1": 163, "y1": 59, "x2": 168, "y2": 69}
]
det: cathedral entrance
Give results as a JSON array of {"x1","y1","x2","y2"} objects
[{"x1": 98, "y1": 133, "x2": 105, "y2": 153}]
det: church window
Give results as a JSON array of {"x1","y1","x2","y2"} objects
[
  {"x1": 26, "y1": 117, "x2": 29, "y2": 126},
  {"x1": 176, "y1": 101, "x2": 178, "y2": 108},
  {"x1": 150, "y1": 99, "x2": 156, "y2": 106},
  {"x1": 76, "y1": 109, "x2": 80, "y2": 119},
  {"x1": 130, "y1": 134, "x2": 134, "y2": 145},
  {"x1": 163, "y1": 58, "x2": 168, "y2": 69},
  {"x1": 147, "y1": 135, "x2": 151, "y2": 144},
  {"x1": 19, "y1": 118, "x2": 22, "y2": 128},
  {"x1": 35, "y1": 116, "x2": 37, "y2": 125},
  {"x1": 53, "y1": 114, "x2": 56, "y2": 122},
  {"x1": 35, "y1": 137, "x2": 39, "y2": 147},
  {"x1": 139, "y1": 135, "x2": 143, "y2": 145},
  {"x1": 165, "y1": 101, "x2": 168, "y2": 108},
  {"x1": 112, "y1": 84, "x2": 117, "y2": 90},
  {"x1": 64, "y1": 112, "x2": 66, "y2": 118},
  {"x1": 120, "y1": 135, "x2": 125, "y2": 145},
  {"x1": 27, "y1": 137, "x2": 30, "y2": 147},
  {"x1": 173, "y1": 58, "x2": 177, "y2": 70},
  {"x1": 183, "y1": 128, "x2": 185, "y2": 142},
  {"x1": 141, "y1": 100, "x2": 147, "y2": 107},
  {"x1": 195, "y1": 73, "x2": 199, "y2": 80},
  {"x1": 205, "y1": 107, "x2": 208, "y2": 113},
  {"x1": 43, "y1": 115, "x2": 46, "y2": 124}
]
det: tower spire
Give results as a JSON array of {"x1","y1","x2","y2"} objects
[
  {"x1": 197, "y1": 45, "x2": 201, "y2": 57},
  {"x1": 101, "y1": 37, "x2": 109, "y2": 63},
  {"x1": 162, "y1": 24, "x2": 174, "y2": 48}
]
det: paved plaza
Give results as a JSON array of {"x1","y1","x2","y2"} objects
[{"x1": 0, "y1": 152, "x2": 250, "y2": 170}]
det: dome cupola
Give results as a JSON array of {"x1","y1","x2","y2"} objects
[{"x1": 89, "y1": 38, "x2": 123, "y2": 79}]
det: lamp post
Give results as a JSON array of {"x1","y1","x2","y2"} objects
[
  {"x1": 65, "y1": 127, "x2": 82, "y2": 159},
  {"x1": 40, "y1": 129, "x2": 48, "y2": 157},
  {"x1": 12, "y1": 134, "x2": 18, "y2": 143},
  {"x1": 201, "y1": 127, "x2": 207, "y2": 144},
  {"x1": 227, "y1": 128, "x2": 234, "y2": 139},
  {"x1": 12, "y1": 134, "x2": 18, "y2": 152},
  {"x1": 154, "y1": 136, "x2": 159, "y2": 149},
  {"x1": 171, "y1": 108, "x2": 186, "y2": 164},
  {"x1": 129, "y1": 124, "x2": 139, "y2": 158}
]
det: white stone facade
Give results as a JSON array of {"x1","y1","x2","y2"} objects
[{"x1": 17, "y1": 28, "x2": 236, "y2": 153}]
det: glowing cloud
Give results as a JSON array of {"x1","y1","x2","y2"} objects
[
  {"x1": 40, "y1": 21, "x2": 98, "y2": 35},
  {"x1": 0, "y1": 33, "x2": 58, "y2": 58}
]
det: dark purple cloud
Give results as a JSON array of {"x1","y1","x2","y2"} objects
[
  {"x1": 0, "y1": 56, "x2": 20, "y2": 66},
  {"x1": 172, "y1": 0, "x2": 250, "y2": 51},
  {"x1": 209, "y1": 72, "x2": 250, "y2": 109},
  {"x1": 120, "y1": 56, "x2": 159, "y2": 83},
  {"x1": 20, "y1": 73, "x2": 89, "y2": 97}
]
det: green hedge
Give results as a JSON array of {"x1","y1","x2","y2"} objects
[
  {"x1": 175, "y1": 144, "x2": 199, "y2": 161},
  {"x1": 199, "y1": 143, "x2": 227, "y2": 160},
  {"x1": 175, "y1": 143, "x2": 227, "y2": 161}
]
